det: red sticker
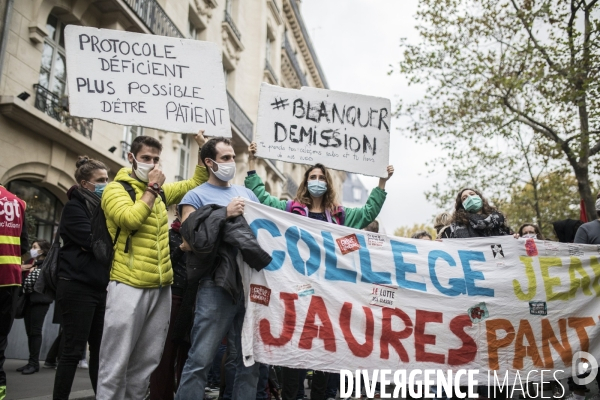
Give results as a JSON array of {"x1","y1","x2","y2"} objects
[
  {"x1": 525, "y1": 238, "x2": 538, "y2": 256},
  {"x1": 250, "y1": 284, "x2": 271, "y2": 306},
  {"x1": 336, "y1": 234, "x2": 361, "y2": 255}
]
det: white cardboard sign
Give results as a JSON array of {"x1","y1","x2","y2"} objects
[
  {"x1": 255, "y1": 83, "x2": 391, "y2": 177},
  {"x1": 64, "y1": 26, "x2": 231, "y2": 136}
]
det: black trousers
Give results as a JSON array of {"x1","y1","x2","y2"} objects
[
  {"x1": 23, "y1": 299, "x2": 50, "y2": 368},
  {"x1": 53, "y1": 279, "x2": 106, "y2": 400},
  {"x1": 45, "y1": 327, "x2": 63, "y2": 363},
  {"x1": 0, "y1": 286, "x2": 17, "y2": 386}
]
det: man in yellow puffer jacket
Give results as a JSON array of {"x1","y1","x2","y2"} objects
[{"x1": 96, "y1": 133, "x2": 208, "y2": 400}]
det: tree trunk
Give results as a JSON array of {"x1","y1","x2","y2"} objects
[{"x1": 574, "y1": 166, "x2": 596, "y2": 222}]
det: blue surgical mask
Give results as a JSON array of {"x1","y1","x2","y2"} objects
[
  {"x1": 463, "y1": 195, "x2": 483, "y2": 213},
  {"x1": 307, "y1": 180, "x2": 327, "y2": 198},
  {"x1": 88, "y1": 182, "x2": 107, "y2": 197}
]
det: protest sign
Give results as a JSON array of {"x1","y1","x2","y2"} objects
[
  {"x1": 64, "y1": 25, "x2": 231, "y2": 136},
  {"x1": 240, "y1": 202, "x2": 600, "y2": 384},
  {"x1": 255, "y1": 83, "x2": 391, "y2": 178}
]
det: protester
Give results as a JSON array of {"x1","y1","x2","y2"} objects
[
  {"x1": 0, "y1": 183, "x2": 28, "y2": 399},
  {"x1": 411, "y1": 230, "x2": 432, "y2": 240},
  {"x1": 175, "y1": 136, "x2": 272, "y2": 400},
  {"x1": 517, "y1": 223, "x2": 545, "y2": 240},
  {"x1": 96, "y1": 133, "x2": 208, "y2": 400},
  {"x1": 434, "y1": 212, "x2": 452, "y2": 239},
  {"x1": 442, "y1": 188, "x2": 511, "y2": 238},
  {"x1": 51, "y1": 157, "x2": 108, "y2": 399},
  {"x1": 148, "y1": 207, "x2": 192, "y2": 400},
  {"x1": 552, "y1": 219, "x2": 583, "y2": 243},
  {"x1": 17, "y1": 239, "x2": 51, "y2": 375},
  {"x1": 246, "y1": 142, "x2": 394, "y2": 400}
]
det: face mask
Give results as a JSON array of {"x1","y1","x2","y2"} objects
[
  {"x1": 210, "y1": 159, "x2": 236, "y2": 182},
  {"x1": 30, "y1": 248, "x2": 40, "y2": 259},
  {"x1": 595, "y1": 198, "x2": 600, "y2": 212},
  {"x1": 307, "y1": 180, "x2": 327, "y2": 198},
  {"x1": 131, "y1": 155, "x2": 154, "y2": 183},
  {"x1": 522, "y1": 233, "x2": 537, "y2": 239},
  {"x1": 463, "y1": 195, "x2": 483, "y2": 213},
  {"x1": 87, "y1": 182, "x2": 107, "y2": 198}
]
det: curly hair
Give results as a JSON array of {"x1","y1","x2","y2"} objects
[
  {"x1": 295, "y1": 164, "x2": 338, "y2": 213},
  {"x1": 451, "y1": 187, "x2": 498, "y2": 226}
]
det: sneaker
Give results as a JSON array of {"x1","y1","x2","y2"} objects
[
  {"x1": 78, "y1": 359, "x2": 89, "y2": 369},
  {"x1": 43, "y1": 361, "x2": 58, "y2": 369},
  {"x1": 16, "y1": 364, "x2": 29, "y2": 372}
]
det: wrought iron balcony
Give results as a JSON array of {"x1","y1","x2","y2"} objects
[
  {"x1": 223, "y1": 10, "x2": 242, "y2": 42},
  {"x1": 265, "y1": 58, "x2": 278, "y2": 82},
  {"x1": 33, "y1": 84, "x2": 93, "y2": 139},
  {"x1": 227, "y1": 91, "x2": 253, "y2": 142},
  {"x1": 283, "y1": 35, "x2": 308, "y2": 86},
  {"x1": 124, "y1": 0, "x2": 184, "y2": 38}
]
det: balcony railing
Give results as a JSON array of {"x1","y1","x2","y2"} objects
[
  {"x1": 123, "y1": 0, "x2": 184, "y2": 38},
  {"x1": 265, "y1": 59, "x2": 278, "y2": 82},
  {"x1": 223, "y1": 10, "x2": 242, "y2": 42},
  {"x1": 33, "y1": 84, "x2": 93, "y2": 139},
  {"x1": 283, "y1": 35, "x2": 308, "y2": 86},
  {"x1": 227, "y1": 91, "x2": 253, "y2": 142}
]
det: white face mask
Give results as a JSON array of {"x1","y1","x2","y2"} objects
[
  {"x1": 209, "y1": 159, "x2": 236, "y2": 182},
  {"x1": 131, "y1": 154, "x2": 154, "y2": 182},
  {"x1": 522, "y1": 233, "x2": 537, "y2": 239},
  {"x1": 30, "y1": 248, "x2": 40, "y2": 259}
]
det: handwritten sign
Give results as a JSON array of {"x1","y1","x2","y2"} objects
[
  {"x1": 64, "y1": 26, "x2": 231, "y2": 136},
  {"x1": 255, "y1": 83, "x2": 391, "y2": 177}
]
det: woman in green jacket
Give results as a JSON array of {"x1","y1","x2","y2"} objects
[{"x1": 245, "y1": 143, "x2": 394, "y2": 229}]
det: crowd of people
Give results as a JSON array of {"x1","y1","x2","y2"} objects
[{"x1": 0, "y1": 131, "x2": 598, "y2": 400}]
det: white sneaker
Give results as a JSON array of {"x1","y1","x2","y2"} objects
[{"x1": 78, "y1": 359, "x2": 89, "y2": 369}]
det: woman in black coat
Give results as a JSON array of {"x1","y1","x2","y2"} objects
[
  {"x1": 52, "y1": 156, "x2": 109, "y2": 400},
  {"x1": 16, "y1": 239, "x2": 51, "y2": 375}
]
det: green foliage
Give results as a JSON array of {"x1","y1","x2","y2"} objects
[
  {"x1": 393, "y1": 223, "x2": 437, "y2": 239},
  {"x1": 396, "y1": 0, "x2": 600, "y2": 221}
]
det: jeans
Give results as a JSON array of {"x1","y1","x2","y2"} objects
[
  {"x1": 256, "y1": 363, "x2": 269, "y2": 400},
  {"x1": 325, "y1": 373, "x2": 339, "y2": 398},
  {"x1": 208, "y1": 343, "x2": 227, "y2": 386},
  {"x1": 53, "y1": 279, "x2": 106, "y2": 400},
  {"x1": 176, "y1": 280, "x2": 260, "y2": 400},
  {"x1": 0, "y1": 287, "x2": 17, "y2": 387},
  {"x1": 223, "y1": 328, "x2": 237, "y2": 400},
  {"x1": 23, "y1": 300, "x2": 50, "y2": 368}
]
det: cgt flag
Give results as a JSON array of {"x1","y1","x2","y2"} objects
[{"x1": 239, "y1": 202, "x2": 600, "y2": 384}]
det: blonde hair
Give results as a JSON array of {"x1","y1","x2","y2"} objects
[{"x1": 295, "y1": 164, "x2": 338, "y2": 213}]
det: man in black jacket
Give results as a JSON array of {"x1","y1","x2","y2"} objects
[{"x1": 175, "y1": 137, "x2": 271, "y2": 400}]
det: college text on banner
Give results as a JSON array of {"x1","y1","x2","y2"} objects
[
  {"x1": 255, "y1": 83, "x2": 391, "y2": 178},
  {"x1": 64, "y1": 25, "x2": 231, "y2": 136},
  {"x1": 240, "y1": 202, "x2": 600, "y2": 384}
]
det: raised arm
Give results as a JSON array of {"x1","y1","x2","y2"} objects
[{"x1": 244, "y1": 141, "x2": 287, "y2": 210}]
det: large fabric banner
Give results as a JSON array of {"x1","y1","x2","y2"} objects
[{"x1": 240, "y1": 202, "x2": 600, "y2": 383}]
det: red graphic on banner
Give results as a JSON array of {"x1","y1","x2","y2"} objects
[
  {"x1": 336, "y1": 234, "x2": 361, "y2": 255},
  {"x1": 525, "y1": 239, "x2": 538, "y2": 256},
  {"x1": 250, "y1": 284, "x2": 271, "y2": 306}
]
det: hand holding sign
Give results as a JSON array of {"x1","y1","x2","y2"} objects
[
  {"x1": 248, "y1": 142, "x2": 258, "y2": 170},
  {"x1": 378, "y1": 165, "x2": 394, "y2": 190},
  {"x1": 194, "y1": 130, "x2": 207, "y2": 148}
]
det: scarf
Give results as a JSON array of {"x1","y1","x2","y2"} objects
[
  {"x1": 450, "y1": 211, "x2": 511, "y2": 238},
  {"x1": 76, "y1": 186, "x2": 101, "y2": 215},
  {"x1": 171, "y1": 219, "x2": 181, "y2": 232}
]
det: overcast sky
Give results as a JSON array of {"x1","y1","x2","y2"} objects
[{"x1": 301, "y1": 0, "x2": 444, "y2": 233}]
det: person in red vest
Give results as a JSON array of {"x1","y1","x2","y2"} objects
[{"x1": 0, "y1": 183, "x2": 29, "y2": 400}]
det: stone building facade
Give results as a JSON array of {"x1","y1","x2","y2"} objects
[{"x1": 1, "y1": 0, "x2": 341, "y2": 360}]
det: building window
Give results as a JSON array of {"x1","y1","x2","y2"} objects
[
  {"x1": 266, "y1": 36, "x2": 272, "y2": 62},
  {"x1": 39, "y1": 14, "x2": 67, "y2": 97},
  {"x1": 121, "y1": 126, "x2": 143, "y2": 160},
  {"x1": 177, "y1": 135, "x2": 191, "y2": 181},
  {"x1": 6, "y1": 180, "x2": 63, "y2": 242},
  {"x1": 188, "y1": 19, "x2": 197, "y2": 39}
]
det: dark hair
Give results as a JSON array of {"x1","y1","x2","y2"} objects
[
  {"x1": 200, "y1": 137, "x2": 232, "y2": 167},
  {"x1": 364, "y1": 220, "x2": 379, "y2": 233},
  {"x1": 74, "y1": 156, "x2": 107, "y2": 183},
  {"x1": 518, "y1": 223, "x2": 545, "y2": 240},
  {"x1": 451, "y1": 187, "x2": 498, "y2": 226},
  {"x1": 411, "y1": 230, "x2": 432, "y2": 240},
  {"x1": 295, "y1": 164, "x2": 338, "y2": 213},
  {"x1": 34, "y1": 240, "x2": 51, "y2": 257},
  {"x1": 130, "y1": 135, "x2": 163, "y2": 156}
]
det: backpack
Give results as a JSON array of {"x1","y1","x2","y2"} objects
[{"x1": 91, "y1": 181, "x2": 166, "y2": 270}]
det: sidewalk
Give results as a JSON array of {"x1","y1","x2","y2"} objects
[{"x1": 4, "y1": 359, "x2": 94, "y2": 400}]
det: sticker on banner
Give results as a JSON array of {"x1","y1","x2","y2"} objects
[
  {"x1": 468, "y1": 302, "x2": 489, "y2": 323},
  {"x1": 367, "y1": 233, "x2": 386, "y2": 247},
  {"x1": 525, "y1": 239, "x2": 538, "y2": 256},
  {"x1": 336, "y1": 234, "x2": 361, "y2": 255},
  {"x1": 544, "y1": 241, "x2": 560, "y2": 256},
  {"x1": 369, "y1": 284, "x2": 398, "y2": 307},
  {"x1": 529, "y1": 301, "x2": 547, "y2": 316},
  {"x1": 296, "y1": 283, "x2": 314, "y2": 297},
  {"x1": 250, "y1": 284, "x2": 271, "y2": 306},
  {"x1": 491, "y1": 244, "x2": 504, "y2": 258},
  {"x1": 569, "y1": 244, "x2": 584, "y2": 257}
]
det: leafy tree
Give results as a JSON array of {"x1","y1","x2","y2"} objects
[
  {"x1": 397, "y1": 0, "x2": 600, "y2": 220},
  {"x1": 393, "y1": 223, "x2": 437, "y2": 239}
]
